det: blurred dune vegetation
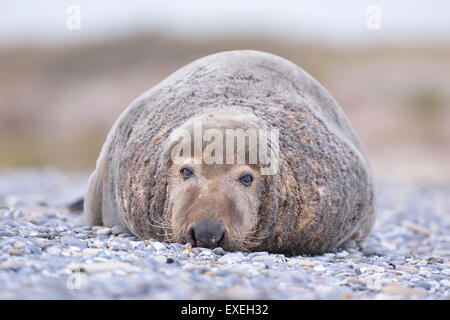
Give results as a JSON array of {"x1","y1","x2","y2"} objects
[{"x1": 0, "y1": 33, "x2": 449, "y2": 181}]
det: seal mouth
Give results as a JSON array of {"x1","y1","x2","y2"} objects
[{"x1": 217, "y1": 231, "x2": 226, "y2": 248}]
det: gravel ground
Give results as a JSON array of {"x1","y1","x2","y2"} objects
[{"x1": 0, "y1": 169, "x2": 449, "y2": 299}]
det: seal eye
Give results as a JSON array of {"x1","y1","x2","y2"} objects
[
  {"x1": 239, "y1": 173, "x2": 253, "y2": 187},
  {"x1": 180, "y1": 167, "x2": 194, "y2": 180}
]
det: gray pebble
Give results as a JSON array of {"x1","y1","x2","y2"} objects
[
  {"x1": 60, "y1": 236, "x2": 86, "y2": 249},
  {"x1": 219, "y1": 252, "x2": 245, "y2": 264},
  {"x1": 0, "y1": 231, "x2": 16, "y2": 237},
  {"x1": 111, "y1": 225, "x2": 129, "y2": 235},
  {"x1": 151, "y1": 242, "x2": 166, "y2": 252},
  {"x1": 109, "y1": 242, "x2": 124, "y2": 251},
  {"x1": 13, "y1": 210, "x2": 23, "y2": 219},
  {"x1": 95, "y1": 228, "x2": 111, "y2": 236},
  {"x1": 413, "y1": 280, "x2": 432, "y2": 290},
  {"x1": 213, "y1": 247, "x2": 225, "y2": 256},
  {"x1": 247, "y1": 252, "x2": 269, "y2": 259},
  {"x1": 46, "y1": 246, "x2": 62, "y2": 255},
  {"x1": 336, "y1": 250, "x2": 349, "y2": 258}
]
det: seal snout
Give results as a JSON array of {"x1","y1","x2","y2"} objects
[{"x1": 187, "y1": 220, "x2": 226, "y2": 249}]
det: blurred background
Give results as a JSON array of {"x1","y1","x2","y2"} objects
[{"x1": 0, "y1": 0, "x2": 449, "y2": 182}]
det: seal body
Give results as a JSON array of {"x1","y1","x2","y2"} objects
[{"x1": 84, "y1": 50, "x2": 376, "y2": 255}]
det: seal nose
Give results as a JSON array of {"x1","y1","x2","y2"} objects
[{"x1": 188, "y1": 220, "x2": 226, "y2": 249}]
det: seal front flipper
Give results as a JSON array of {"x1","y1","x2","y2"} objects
[{"x1": 84, "y1": 169, "x2": 103, "y2": 225}]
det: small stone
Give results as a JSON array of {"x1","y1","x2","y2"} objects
[
  {"x1": 2, "y1": 210, "x2": 13, "y2": 220},
  {"x1": 401, "y1": 221, "x2": 430, "y2": 235},
  {"x1": 345, "y1": 277, "x2": 366, "y2": 287},
  {"x1": 382, "y1": 283, "x2": 423, "y2": 297},
  {"x1": 413, "y1": 280, "x2": 432, "y2": 291},
  {"x1": 169, "y1": 243, "x2": 182, "y2": 252},
  {"x1": 313, "y1": 264, "x2": 327, "y2": 272},
  {"x1": 166, "y1": 257, "x2": 175, "y2": 264},
  {"x1": 108, "y1": 242, "x2": 123, "y2": 251},
  {"x1": 361, "y1": 247, "x2": 382, "y2": 257},
  {"x1": 247, "y1": 252, "x2": 269, "y2": 259},
  {"x1": 13, "y1": 210, "x2": 23, "y2": 219},
  {"x1": 398, "y1": 265, "x2": 419, "y2": 273},
  {"x1": 133, "y1": 249, "x2": 147, "y2": 258},
  {"x1": 83, "y1": 248, "x2": 103, "y2": 256},
  {"x1": 440, "y1": 269, "x2": 450, "y2": 276},
  {"x1": 9, "y1": 249, "x2": 26, "y2": 256},
  {"x1": 440, "y1": 279, "x2": 450, "y2": 287},
  {"x1": 56, "y1": 226, "x2": 68, "y2": 233},
  {"x1": 113, "y1": 237, "x2": 130, "y2": 246},
  {"x1": 73, "y1": 262, "x2": 139, "y2": 274},
  {"x1": 35, "y1": 233, "x2": 53, "y2": 239},
  {"x1": 219, "y1": 252, "x2": 244, "y2": 264},
  {"x1": 213, "y1": 247, "x2": 225, "y2": 256},
  {"x1": 46, "y1": 246, "x2": 62, "y2": 255},
  {"x1": 92, "y1": 240, "x2": 106, "y2": 248},
  {"x1": 0, "y1": 231, "x2": 16, "y2": 237},
  {"x1": 287, "y1": 259, "x2": 318, "y2": 268},
  {"x1": 251, "y1": 255, "x2": 277, "y2": 263},
  {"x1": 152, "y1": 242, "x2": 166, "y2": 252},
  {"x1": 13, "y1": 241, "x2": 26, "y2": 249},
  {"x1": 61, "y1": 236, "x2": 86, "y2": 249},
  {"x1": 336, "y1": 250, "x2": 349, "y2": 258},
  {"x1": 111, "y1": 225, "x2": 129, "y2": 235},
  {"x1": 154, "y1": 255, "x2": 167, "y2": 263},
  {"x1": 418, "y1": 270, "x2": 432, "y2": 278},
  {"x1": 96, "y1": 228, "x2": 111, "y2": 236}
]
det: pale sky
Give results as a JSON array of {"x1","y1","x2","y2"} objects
[{"x1": 0, "y1": 0, "x2": 449, "y2": 47}]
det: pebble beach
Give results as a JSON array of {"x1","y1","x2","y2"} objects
[{"x1": 0, "y1": 169, "x2": 449, "y2": 299}]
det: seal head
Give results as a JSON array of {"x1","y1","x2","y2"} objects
[{"x1": 165, "y1": 111, "x2": 278, "y2": 250}]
